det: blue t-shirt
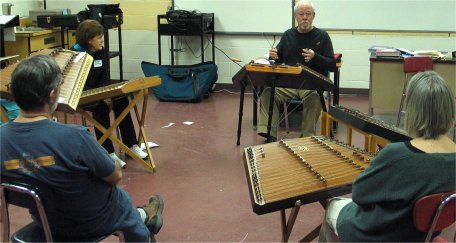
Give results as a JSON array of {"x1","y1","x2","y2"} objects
[{"x1": 0, "y1": 119, "x2": 133, "y2": 236}]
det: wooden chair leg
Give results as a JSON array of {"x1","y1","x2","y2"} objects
[{"x1": 346, "y1": 127, "x2": 352, "y2": 145}]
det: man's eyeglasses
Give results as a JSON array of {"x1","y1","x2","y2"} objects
[{"x1": 297, "y1": 12, "x2": 313, "y2": 17}]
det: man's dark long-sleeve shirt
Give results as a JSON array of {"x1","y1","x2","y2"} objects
[{"x1": 276, "y1": 27, "x2": 336, "y2": 76}]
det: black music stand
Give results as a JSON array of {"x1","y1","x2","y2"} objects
[{"x1": 232, "y1": 64, "x2": 334, "y2": 145}]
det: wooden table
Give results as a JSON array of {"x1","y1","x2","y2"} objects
[{"x1": 369, "y1": 56, "x2": 455, "y2": 114}]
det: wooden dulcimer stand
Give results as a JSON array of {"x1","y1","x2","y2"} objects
[{"x1": 78, "y1": 77, "x2": 162, "y2": 172}]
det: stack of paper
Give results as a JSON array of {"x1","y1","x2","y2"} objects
[
  {"x1": 413, "y1": 50, "x2": 445, "y2": 59},
  {"x1": 368, "y1": 45, "x2": 395, "y2": 53},
  {"x1": 375, "y1": 49, "x2": 401, "y2": 57}
]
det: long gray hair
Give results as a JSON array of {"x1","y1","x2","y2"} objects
[{"x1": 404, "y1": 71, "x2": 455, "y2": 139}]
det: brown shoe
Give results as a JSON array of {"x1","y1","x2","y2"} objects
[{"x1": 141, "y1": 195, "x2": 164, "y2": 234}]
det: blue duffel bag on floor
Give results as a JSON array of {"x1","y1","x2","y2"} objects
[{"x1": 141, "y1": 61, "x2": 218, "y2": 102}]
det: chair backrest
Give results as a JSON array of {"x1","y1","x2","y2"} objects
[
  {"x1": 403, "y1": 56, "x2": 433, "y2": 74},
  {"x1": 334, "y1": 53, "x2": 342, "y2": 68},
  {"x1": 1, "y1": 179, "x2": 54, "y2": 242},
  {"x1": 413, "y1": 191, "x2": 456, "y2": 242}
]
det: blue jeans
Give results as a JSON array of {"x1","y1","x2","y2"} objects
[
  {"x1": 101, "y1": 189, "x2": 151, "y2": 242},
  {"x1": 53, "y1": 189, "x2": 151, "y2": 242}
]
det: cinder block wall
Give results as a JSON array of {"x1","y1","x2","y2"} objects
[{"x1": 9, "y1": 0, "x2": 456, "y2": 91}]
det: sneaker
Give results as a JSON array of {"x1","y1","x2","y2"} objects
[
  {"x1": 109, "y1": 152, "x2": 127, "y2": 168},
  {"x1": 142, "y1": 195, "x2": 164, "y2": 234},
  {"x1": 130, "y1": 144, "x2": 148, "y2": 159}
]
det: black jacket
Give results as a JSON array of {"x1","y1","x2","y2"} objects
[
  {"x1": 276, "y1": 27, "x2": 336, "y2": 76},
  {"x1": 71, "y1": 44, "x2": 110, "y2": 90}
]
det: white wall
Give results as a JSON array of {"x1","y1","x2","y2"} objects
[
  {"x1": 0, "y1": 0, "x2": 107, "y2": 17},
  {"x1": 4, "y1": 0, "x2": 456, "y2": 90},
  {"x1": 0, "y1": 0, "x2": 40, "y2": 17},
  {"x1": 113, "y1": 31, "x2": 455, "y2": 89},
  {"x1": 46, "y1": 0, "x2": 111, "y2": 13},
  {"x1": 175, "y1": 0, "x2": 456, "y2": 33}
]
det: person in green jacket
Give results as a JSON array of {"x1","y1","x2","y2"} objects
[{"x1": 318, "y1": 71, "x2": 455, "y2": 242}]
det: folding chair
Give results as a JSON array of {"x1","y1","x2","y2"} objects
[
  {"x1": 1, "y1": 179, "x2": 124, "y2": 242},
  {"x1": 413, "y1": 191, "x2": 456, "y2": 242}
]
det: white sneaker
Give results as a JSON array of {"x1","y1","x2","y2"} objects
[
  {"x1": 110, "y1": 152, "x2": 127, "y2": 168},
  {"x1": 131, "y1": 144, "x2": 148, "y2": 159}
]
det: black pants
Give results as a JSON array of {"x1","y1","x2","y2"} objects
[{"x1": 84, "y1": 95, "x2": 137, "y2": 153}]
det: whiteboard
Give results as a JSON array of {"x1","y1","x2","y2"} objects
[
  {"x1": 174, "y1": 0, "x2": 293, "y2": 33},
  {"x1": 174, "y1": 0, "x2": 456, "y2": 33},
  {"x1": 313, "y1": 0, "x2": 456, "y2": 32}
]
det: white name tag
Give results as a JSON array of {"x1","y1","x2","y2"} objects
[{"x1": 93, "y1": 60, "x2": 103, "y2": 68}]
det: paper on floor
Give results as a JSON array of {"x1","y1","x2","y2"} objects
[
  {"x1": 140, "y1": 141, "x2": 159, "y2": 150},
  {"x1": 161, "y1": 122, "x2": 174, "y2": 128}
]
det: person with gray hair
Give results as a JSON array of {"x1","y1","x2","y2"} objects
[
  {"x1": 0, "y1": 54, "x2": 164, "y2": 242},
  {"x1": 318, "y1": 71, "x2": 455, "y2": 242},
  {"x1": 9, "y1": 55, "x2": 62, "y2": 114},
  {"x1": 258, "y1": 0, "x2": 336, "y2": 142},
  {"x1": 404, "y1": 71, "x2": 454, "y2": 139}
]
